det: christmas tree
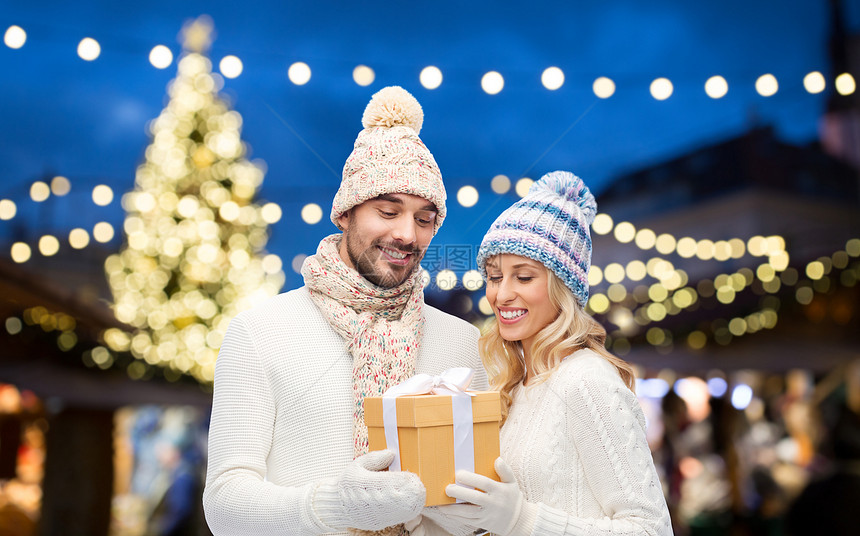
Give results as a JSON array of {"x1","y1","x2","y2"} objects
[{"x1": 105, "y1": 16, "x2": 284, "y2": 383}]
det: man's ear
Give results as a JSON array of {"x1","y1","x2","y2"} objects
[{"x1": 337, "y1": 209, "x2": 350, "y2": 231}]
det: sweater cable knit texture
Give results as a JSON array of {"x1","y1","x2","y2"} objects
[{"x1": 500, "y1": 349, "x2": 673, "y2": 536}]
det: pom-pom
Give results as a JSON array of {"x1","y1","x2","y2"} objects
[
  {"x1": 536, "y1": 171, "x2": 597, "y2": 224},
  {"x1": 361, "y1": 86, "x2": 424, "y2": 134}
]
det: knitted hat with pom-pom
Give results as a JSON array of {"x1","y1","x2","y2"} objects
[
  {"x1": 331, "y1": 86, "x2": 446, "y2": 234},
  {"x1": 477, "y1": 170, "x2": 597, "y2": 307}
]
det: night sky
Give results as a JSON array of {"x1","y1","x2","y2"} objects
[{"x1": 2, "y1": 0, "x2": 858, "y2": 291}]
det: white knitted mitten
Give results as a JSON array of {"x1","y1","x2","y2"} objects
[{"x1": 313, "y1": 450, "x2": 426, "y2": 531}]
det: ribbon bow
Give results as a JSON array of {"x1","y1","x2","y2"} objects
[
  {"x1": 383, "y1": 367, "x2": 476, "y2": 398},
  {"x1": 380, "y1": 368, "x2": 477, "y2": 483}
]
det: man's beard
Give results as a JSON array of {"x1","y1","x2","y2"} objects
[{"x1": 344, "y1": 230, "x2": 423, "y2": 289}]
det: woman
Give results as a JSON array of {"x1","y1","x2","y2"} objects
[{"x1": 410, "y1": 171, "x2": 672, "y2": 536}]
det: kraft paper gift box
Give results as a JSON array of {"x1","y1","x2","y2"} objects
[{"x1": 364, "y1": 389, "x2": 502, "y2": 506}]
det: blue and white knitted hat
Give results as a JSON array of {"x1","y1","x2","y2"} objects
[{"x1": 476, "y1": 170, "x2": 597, "y2": 307}]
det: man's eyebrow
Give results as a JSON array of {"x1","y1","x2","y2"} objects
[{"x1": 373, "y1": 194, "x2": 437, "y2": 213}]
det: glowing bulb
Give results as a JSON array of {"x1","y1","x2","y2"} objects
[
  {"x1": 288, "y1": 62, "x2": 311, "y2": 85},
  {"x1": 10, "y1": 242, "x2": 31, "y2": 263},
  {"x1": 93, "y1": 222, "x2": 115, "y2": 243},
  {"x1": 92, "y1": 184, "x2": 114, "y2": 206},
  {"x1": 515, "y1": 177, "x2": 533, "y2": 197},
  {"x1": 462, "y1": 270, "x2": 484, "y2": 291},
  {"x1": 4, "y1": 25, "x2": 26, "y2": 49},
  {"x1": 420, "y1": 66, "x2": 443, "y2": 90},
  {"x1": 478, "y1": 296, "x2": 493, "y2": 315},
  {"x1": 149, "y1": 45, "x2": 174, "y2": 69},
  {"x1": 300, "y1": 203, "x2": 322, "y2": 224},
  {"x1": 51, "y1": 176, "x2": 71, "y2": 196},
  {"x1": 220, "y1": 55, "x2": 243, "y2": 78},
  {"x1": 77, "y1": 37, "x2": 101, "y2": 61},
  {"x1": 490, "y1": 174, "x2": 510, "y2": 194},
  {"x1": 69, "y1": 228, "x2": 90, "y2": 249},
  {"x1": 755, "y1": 74, "x2": 778, "y2": 97},
  {"x1": 650, "y1": 78, "x2": 673, "y2": 100},
  {"x1": 705, "y1": 76, "x2": 728, "y2": 99},
  {"x1": 802, "y1": 71, "x2": 825, "y2": 94},
  {"x1": 836, "y1": 73, "x2": 856, "y2": 96},
  {"x1": 481, "y1": 71, "x2": 504, "y2": 95},
  {"x1": 593, "y1": 77, "x2": 615, "y2": 98},
  {"x1": 30, "y1": 181, "x2": 50, "y2": 202},
  {"x1": 0, "y1": 199, "x2": 17, "y2": 220},
  {"x1": 261, "y1": 202, "x2": 283, "y2": 224},
  {"x1": 435, "y1": 269, "x2": 457, "y2": 291},
  {"x1": 353, "y1": 65, "x2": 375, "y2": 86},
  {"x1": 457, "y1": 186, "x2": 479, "y2": 207},
  {"x1": 613, "y1": 222, "x2": 636, "y2": 243},
  {"x1": 38, "y1": 235, "x2": 60, "y2": 256},
  {"x1": 541, "y1": 67, "x2": 564, "y2": 90},
  {"x1": 592, "y1": 213, "x2": 613, "y2": 235}
]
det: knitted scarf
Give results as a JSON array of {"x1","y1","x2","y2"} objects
[{"x1": 302, "y1": 234, "x2": 423, "y2": 536}]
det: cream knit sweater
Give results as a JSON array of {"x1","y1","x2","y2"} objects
[
  {"x1": 202, "y1": 287, "x2": 486, "y2": 535},
  {"x1": 499, "y1": 349, "x2": 672, "y2": 536}
]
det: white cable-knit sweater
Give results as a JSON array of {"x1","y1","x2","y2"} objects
[
  {"x1": 202, "y1": 287, "x2": 486, "y2": 535},
  {"x1": 500, "y1": 349, "x2": 673, "y2": 536}
]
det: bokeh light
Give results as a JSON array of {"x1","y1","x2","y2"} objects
[
  {"x1": 92, "y1": 184, "x2": 114, "y2": 206},
  {"x1": 420, "y1": 66, "x2": 443, "y2": 90},
  {"x1": 457, "y1": 185, "x2": 479, "y2": 207},
  {"x1": 541, "y1": 66, "x2": 564, "y2": 90},
  {"x1": 51, "y1": 176, "x2": 71, "y2": 196},
  {"x1": 30, "y1": 181, "x2": 50, "y2": 202},
  {"x1": 288, "y1": 62, "x2": 311, "y2": 85},
  {"x1": 149, "y1": 45, "x2": 174, "y2": 69},
  {"x1": 219, "y1": 55, "x2": 243, "y2": 78},
  {"x1": 481, "y1": 71, "x2": 504, "y2": 95},
  {"x1": 353, "y1": 65, "x2": 375, "y2": 86},
  {"x1": 650, "y1": 78, "x2": 673, "y2": 100},
  {"x1": 836, "y1": 73, "x2": 856, "y2": 96},
  {"x1": 77, "y1": 37, "x2": 101, "y2": 61},
  {"x1": 490, "y1": 174, "x2": 510, "y2": 194},
  {"x1": 593, "y1": 77, "x2": 616, "y2": 98},
  {"x1": 755, "y1": 74, "x2": 778, "y2": 97},
  {"x1": 704, "y1": 76, "x2": 728, "y2": 99},
  {"x1": 515, "y1": 177, "x2": 533, "y2": 198},
  {"x1": 803, "y1": 71, "x2": 825, "y2": 94},
  {"x1": 4, "y1": 25, "x2": 26, "y2": 49},
  {"x1": 300, "y1": 203, "x2": 322, "y2": 224}
]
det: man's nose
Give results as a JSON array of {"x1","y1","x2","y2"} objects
[{"x1": 389, "y1": 215, "x2": 417, "y2": 245}]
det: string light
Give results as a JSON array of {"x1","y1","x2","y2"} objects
[
  {"x1": 4, "y1": 25, "x2": 26, "y2": 49},
  {"x1": 420, "y1": 66, "x2": 443, "y2": 90},
  {"x1": 481, "y1": 71, "x2": 504, "y2": 95},
  {"x1": 490, "y1": 174, "x2": 511, "y2": 194},
  {"x1": 457, "y1": 185, "x2": 479, "y2": 207},
  {"x1": 836, "y1": 73, "x2": 856, "y2": 96},
  {"x1": 219, "y1": 55, "x2": 243, "y2": 78},
  {"x1": 149, "y1": 45, "x2": 174, "y2": 69},
  {"x1": 650, "y1": 78, "x2": 673, "y2": 100},
  {"x1": 755, "y1": 74, "x2": 778, "y2": 97},
  {"x1": 593, "y1": 77, "x2": 616, "y2": 99},
  {"x1": 705, "y1": 76, "x2": 728, "y2": 99},
  {"x1": 288, "y1": 62, "x2": 311, "y2": 85},
  {"x1": 77, "y1": 37, "x2": 101, "y2": 61},
  {"x1": 541, "y1": 67, "x2": 564, "y2": 90},
  {"x1": 353, "y1": 65, "x2": 375, "y2": 86}
]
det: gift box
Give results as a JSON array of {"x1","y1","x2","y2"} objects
[{"x1": 365, "y1": 390, "x2": 501, "y2": 506}]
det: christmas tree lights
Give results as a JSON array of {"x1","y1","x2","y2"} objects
[{"x1": 105, "y1": 17, "x2": 284, "y2": 383}]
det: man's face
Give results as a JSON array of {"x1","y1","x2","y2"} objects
[{"x1": 338, "y1": 193, "x2": 437, "y2": 288}]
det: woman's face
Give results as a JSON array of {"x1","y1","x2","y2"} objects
[{"x1": 484, "y1": 254, "x2": 558, "y2": 355}]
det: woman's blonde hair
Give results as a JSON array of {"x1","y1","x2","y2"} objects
[{"x1": 479, "y1": 263, "x2": 636, "y2": 423}]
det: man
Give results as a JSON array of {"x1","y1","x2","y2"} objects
[{"x1": 203, "y1": 86, "x2": 486, "y2": 536}]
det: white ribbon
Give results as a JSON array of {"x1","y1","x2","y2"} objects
[{"x1": 381, "y1": 368, "x2": 476, "y2": 479}]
